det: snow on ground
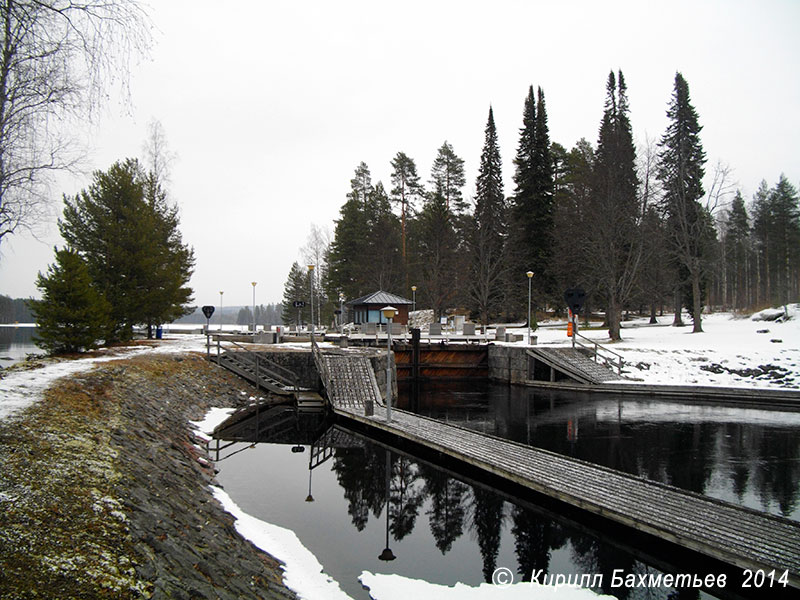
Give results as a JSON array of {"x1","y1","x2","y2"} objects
[
  {"x1": 210, "y1": 486, "x2": 354, "y2": 600},
  {"x1": 2, "y1": 314, "x2": 798, "y2": 598},
  {"x1": 0, "y1": 335, "x2": 210, "y2": 422},
  {"x1": 504, "y1": 308, "x2": 800, "y2": 389},
  {"x1": 360, "y1": 572, "x2": 615, "y2": 600}
]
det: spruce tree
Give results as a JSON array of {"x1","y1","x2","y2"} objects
[
  {"x1": 509, "y1": 86, "x2": 555, "y2": 319},
  {"x1": 657, "y1": 72, "x2": 710, "y2": 332},
  {"x1": 29, "y1": 248, "x2": 111, "y2": 354},
  {"x1": 281, "y1": 262, "x2": 310, "y2": 326},
  {"x1": 469, "y1": 107, "x2": 507, "y2": 325},
  {"x1": 723, "y1": 191, "x2": 750, "y2": 309},
  {"x1": 581, "y1": 71, "x2": 641, "y2": 340}
]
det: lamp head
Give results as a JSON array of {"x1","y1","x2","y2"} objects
[
  {"x1": 381, "y1": 306, "x2": 398, "y2": 320},
  {"x1": 527, "y1": 271, "x2": 534, "y2": 278}
]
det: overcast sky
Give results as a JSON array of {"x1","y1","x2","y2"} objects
[{"x1": 1, "y1": 0, "x2": 798, "y2": 307}]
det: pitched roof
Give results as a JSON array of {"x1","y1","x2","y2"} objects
[{"x1": 347, "y1": 290, "x2": 413, "y2": 306}]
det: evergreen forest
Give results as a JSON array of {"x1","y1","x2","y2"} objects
[{"x1": 288, "y1": 71, "x2": 800, "y2": 339}]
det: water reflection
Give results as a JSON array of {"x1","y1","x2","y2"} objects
[
  {"x1": 214, "y1": 409, "x2": 735, "y2": 599},
  {"x1": 398, "y1": 382, "x2": 800, "y2": 521}
]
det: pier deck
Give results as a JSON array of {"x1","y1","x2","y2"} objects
[{"x1": 317, "y1": 351, "x2": 800, "y2": 592}]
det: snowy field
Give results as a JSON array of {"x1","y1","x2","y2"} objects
[{"x1": 2, "y1": 308, "x2": 798, "y2": 599}]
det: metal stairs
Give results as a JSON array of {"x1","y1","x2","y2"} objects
[{"x1": 214, "y1": 350, "x2": 303, "y2": 397}]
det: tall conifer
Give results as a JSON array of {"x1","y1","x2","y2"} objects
[
  {"x1": 657, "y1": 72, "x2": 710, "y2": 332},
  {"x1": 469, "y1": 107, "x2": 507, "y2": 325}
]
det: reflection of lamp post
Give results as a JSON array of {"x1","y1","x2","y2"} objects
[
  {"x1": 219, "y1": 291, "x2": 224, "y2": 331},
  {"x1": 378, "y1": 450, "x2": 395, "y2": 561},
  {"x1": 308, "y1": 265, "x2": 315, "y2": 338},
  {"x1": 306, "y1": 465, "x2": 314, "y2": 502},
  {"x1": 526, "y1": 271, "x2": 534, "y2": 345},
  {"x1": 381, "y1": 305, "x2": 397, "y2": 422},
  {"x1": 251, "y1": 282, "x2": 257, "y2": 333}
]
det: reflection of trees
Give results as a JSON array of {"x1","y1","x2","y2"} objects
[
  {"x1": 754, "y1": 429, "x2": 800, "y2": 517},
  {"x1": 664, "y1": 423, "x2": 714, "y2": 494},
  {"x1": 419, "y1": 464, "x2": 469, "y2": 554},
  {"x1": 510, "y1": 505, "x2": 567, "y2": 580},
  {"x1": 724, "y1": 422, "x2": 751, "y2": 501},
  {"x1": 570, "y1": 534, "x2": 636, "y2": 599},
  {"x1": 470, "y1": 487, "x2": 505, "y2": 582},
  {"x1": 390, "y1": 456, "x2": 425, "y2": 541},
  {"x1": 332, "y1": 445, "x2": 388, "y2": 531}
]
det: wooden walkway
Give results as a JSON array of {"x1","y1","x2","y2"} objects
[{"x1": 316, "y1": 351, "x2": 800, "y2": 590}]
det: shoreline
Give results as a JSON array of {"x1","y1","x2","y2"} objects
[{"x1": 0, "y1": 351, "x2": 296, "y2": 599}]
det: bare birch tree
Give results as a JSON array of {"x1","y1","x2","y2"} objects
[{"x1": 0, "y1": 0, "x2": 151, "y2": 249}]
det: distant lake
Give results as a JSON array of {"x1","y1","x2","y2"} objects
[{"x1": 0, "y1": 325, "x2": 42, "y2": 368}]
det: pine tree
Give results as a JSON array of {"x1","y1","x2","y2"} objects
[
  {"x1": 657, "y1": 72, "x2": 710, "y2": 332},
  {"x1": 390, "y1": 152, "x2": 423, "y2": 267},
  {"x1": 469, "y1": 107, "x2": 507, "y2": 325},
  {"x1": 59, "y1": 159, "x2": 194, "y2": 341},
  {"x1": 29, "y1": 248, "x2": 111, "y2": 354},
  {"x1": 429, "y1": 141, "x2": 467, "y2": 212}
]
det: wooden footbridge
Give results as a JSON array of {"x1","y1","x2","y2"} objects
[
  {"x1": 210, "y1": 341, "x2": 800, "y2": 594},
  {"x1": 306, "y1": 342, "x2": 800, "y2": 595}
]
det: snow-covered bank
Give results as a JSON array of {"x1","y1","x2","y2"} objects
[
  {"x1": 513, "y1": 309, "x2": 799, "y2": 389},
  {"x1": 0, "y1": 336, "x2": 209, "y2": 421}
]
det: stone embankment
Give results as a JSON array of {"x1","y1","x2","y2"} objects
[{"x1": 0, "y1": 350, "x2": 296, "y2": 599}]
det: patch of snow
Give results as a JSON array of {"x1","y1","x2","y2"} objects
[
  {"x1": 210, "y1": 486, "x2": 353, "y2": 600},
  {"x1": 190, "y1": 407, "x2": 235, "y2": 441},
  {"x1": 359, "y1": 572, "x2": 615, "y2": 600}
]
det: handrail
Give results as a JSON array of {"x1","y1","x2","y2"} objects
[
  {"x1": 573, "y1": 332, "x2": 625, "y2": 375},
  {"x1": 223, "y1": 340, "x2": 300, "y2": 391},
  {"x1": 310, "y1": 337, "x2": 331, "y2": 392}
]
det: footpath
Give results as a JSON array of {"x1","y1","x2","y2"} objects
[{"x1": 0, "y1": 351, "x2": 295, "y2": 600}]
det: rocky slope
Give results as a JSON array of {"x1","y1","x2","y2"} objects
[{"x1": 0, "y1": 351, "x2": 296, "y2": 599}]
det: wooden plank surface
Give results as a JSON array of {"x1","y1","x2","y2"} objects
[{"x1": 334, "y1": 402, "x2": 800, "y2": 587}]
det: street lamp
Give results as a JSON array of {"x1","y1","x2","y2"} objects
[
  {"x1": 527, "y1": 271, "x2": 534, "y2": 345},
  {"x1": 307, "y1": 265, "x2": 315, "y2": 339},
  {"x1": 381, "y1": 305, "x2": 397, "y2": 422},
  {"x1": 219, "y1": 291, "x2": 224, "y2": 332},
  {"x1": 251, "y1": 282, "x2": 257, "y2": 334},
  {"x1": 411, "y1": 285, "x2": 417, "y2": 313},
  {"x1": 339, "y1": 292, "x2": 345, "y2": 332}
]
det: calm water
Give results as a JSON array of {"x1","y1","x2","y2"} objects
[
  {"x1": 214, "y1": 384, "x2": 800, "y2": 599},
  {"x1": 0, "y1": 326, "x2": 41, "y2": 368}
]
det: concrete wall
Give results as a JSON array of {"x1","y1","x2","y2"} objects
[{"x1": 488, "y1": 345, "x2": 529, "y2": 384}]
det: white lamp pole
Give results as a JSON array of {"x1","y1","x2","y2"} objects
[
  {"x1": 251, "y1": 282, "x2": 257, "y2": 334},
  {"x1": 308, "y1": 265, "x2": 315, "y2": 339},
  {"x1": 381, "y1": 305, "x2": 397, "y2": 422},
  {"x1": 219, "y1": 291, "x2": 224, "y2": 331},
  {"x1": 527, "y1": 271, "x2": 534, "y2": 345}
]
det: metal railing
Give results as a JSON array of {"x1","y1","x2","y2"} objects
[
  {"x1": 573, "y1": 332, "x2": 625, "y2": 375},
  {"x1": 219, "y1": 339, "x2": 300, "y2": 392},
  {"x1": 310, "y1": 337, "x2": 330, "y2": 392}
]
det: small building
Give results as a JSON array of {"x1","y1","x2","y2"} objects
[{"x1": 347, "y1": 290, "x2": 413, "y2": 326}]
